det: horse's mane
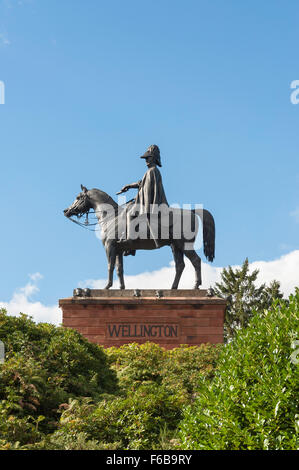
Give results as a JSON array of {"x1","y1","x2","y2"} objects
[{"x1": 89, "y1": 188, "x2": 119, "y2": 209}]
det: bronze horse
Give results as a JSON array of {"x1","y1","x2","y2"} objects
[{"x1": 64, "y1": 185, "x2": 215, "y2": 290}]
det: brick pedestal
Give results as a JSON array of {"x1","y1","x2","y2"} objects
[{"x1": 59, "y1": 289, "x2": 226, "y2": 349}]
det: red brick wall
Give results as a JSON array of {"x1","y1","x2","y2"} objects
[{"x1": 60, "y1": 292, "x2": 226, "y2": 349}]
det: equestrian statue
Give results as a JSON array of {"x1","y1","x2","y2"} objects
[{"x1": 63, "y1": 145, "x2": 215, "y2": 290}]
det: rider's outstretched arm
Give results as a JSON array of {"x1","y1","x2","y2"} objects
[{"x1": 117, "y1": 181, "x2": 141, "y2": 194}]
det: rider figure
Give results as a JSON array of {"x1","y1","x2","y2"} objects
[{"x1": 117, "y1": 145, "x2": 168, "y2": 255}]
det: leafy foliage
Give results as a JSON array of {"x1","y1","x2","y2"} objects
[
  {"x1": 1, "y1": 285, "x2": 298, "y2": 451},
  {"x1": 214, "y1": 258, "x2": 283, "y2": 340},
  {"x1": 106, "y1": 342, "x2": 221, "y2": 397},
  {"x1": 0, "y1": 309, "x2": 117, "y2": 445},
  {"x1": 39, "y1": 343, "x2": 221, "y2": 450},
  {"x1": 42, "y1": 385, "x2": 182, "y2": 450},
  {"x1": 0, "y1": 310, "x2": 220, "y2": 450},
  {"x1": 178, "y1": 291, "x2": 299, "y2": 450}
]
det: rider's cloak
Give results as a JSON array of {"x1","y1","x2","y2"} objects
[
  {"x1": 134, "y1": 165, "x2": 168, "y2": 213},
  {"x1": 124, "y1": 165, "x2": 169, "y2": 242}
]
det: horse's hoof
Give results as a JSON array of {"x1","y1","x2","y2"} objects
[
  {"x1": 120, "y1": 284, "x2": 125, "y2": 290},
  {"x1": 104, "y1": 283, "x2": 112, "y2": 289}
]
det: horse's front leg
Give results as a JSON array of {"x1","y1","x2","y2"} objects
[
  {"x1": 104, "y1": 242, "x2": 116, "y2": 289},
  {"x1": 116, "y1": 253, "x2": 125, "y2": 289}
]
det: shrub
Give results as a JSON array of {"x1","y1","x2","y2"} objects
[
  {"x1": 106, "y1": 342, "x2": 221, "y2": 399},
  {"x1": 36, "y1": 343, "x2": 221, "y2": 450},
  {"x1": 0, "y1": 310, "x2": 117, "y2": 398},
  {"x1": 106, "y1": 342, "x2": 165, "y2": 391},
  {"x1": 178, "y1": 292, "x2": 299, "y2": 450},
  {"x1": 50, "y1": 384, "x2": 183, "y2": 450},
  {"x1": 0, "y1": 309, "x2": 117, "y2": 443},
  {"x1": 161, "y1": 344, "x2": 221, "y2": 396},
  {"x1": 0, "y1": 310, "x2": 221, "y2": 450}
]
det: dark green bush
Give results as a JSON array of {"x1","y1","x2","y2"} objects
[
  {"x1": 178, "y1": 292, "x2": 299, "y2": 450},
  {"x1": 47, "y1": 384, "x2": 183, "y2": 450},
  {"x1": 0, "y1": 310, "x2": 117, "y2": 398},
  {"x1": 0, "y1": 309, "x2": 117, "y2": 443},
  {"x1": 47, "y1": 343, "x2": 221, "y2": 450}
]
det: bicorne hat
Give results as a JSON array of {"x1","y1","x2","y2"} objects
[{"x1": 140, "y1": 145, "x2": 162, "y2": 167}]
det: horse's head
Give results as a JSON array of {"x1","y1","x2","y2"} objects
[{"x1": 63, "y1": 184, "x2": 92, "y2": 218}]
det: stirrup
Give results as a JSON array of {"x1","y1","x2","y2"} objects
[{"x1": 124, "y1": 250, "x2": 136, "y2": 256}]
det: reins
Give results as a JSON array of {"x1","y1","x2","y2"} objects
[
  {"x1": 66, "y1": 198, "x2": 135, "y2": 232},
  {"x1": 68, "y1": 212, "x2": 99, "y2": 231}
]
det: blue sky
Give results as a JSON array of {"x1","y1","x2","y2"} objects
[{"x1": 0, "y1": 0, "x2": 299, "y2": 321}]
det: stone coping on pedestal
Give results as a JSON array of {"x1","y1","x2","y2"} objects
[
  {"x1": 74, "y1": 289, "x2": 210, "y2": 298},
  {"x1": 59, "y1": 289, "x2": 226, "y2": 306}
]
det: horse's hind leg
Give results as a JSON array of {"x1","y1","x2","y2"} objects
[
  {"x1": 116, "y1": 253, "x2": 125, "y2": 290},
  {"x1": 184, "y1": 249, "x2": 202, "y2": 289},
  {"x1": 171, "y1": 244, "x2": 185, "y2": 289}
]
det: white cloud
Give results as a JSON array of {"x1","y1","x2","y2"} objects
[
  {"x1": 250, "y1": 250, "x2": 299, "y2": 296},
  {"x1": 29, "y1": 272, "x2": 43, "y2": 282},
  {"x1": 0, "y1": 274, "x2": 61, "y2": 325},
  {"x1": 80, "y1": 250, "x2": 299, "y2": 297}
]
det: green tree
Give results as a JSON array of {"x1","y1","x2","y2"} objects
[
  {"x1": 214, "y1": 258, "x2": 283, "y2": 340},
  {"x1": 260, "y1": 279, "x2": 284, "y2": 310}
]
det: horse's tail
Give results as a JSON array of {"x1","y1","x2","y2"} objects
[{"x1": 193, "y1": 208, "x2": 215, "y2": 262}]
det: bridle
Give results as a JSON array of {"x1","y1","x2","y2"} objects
[
  {"x1": 65, "y1": 191, "x2": 135, "y2": 232},
  {"x1": 66, "y1": 192, "x2": 98, "y2": 231}
]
